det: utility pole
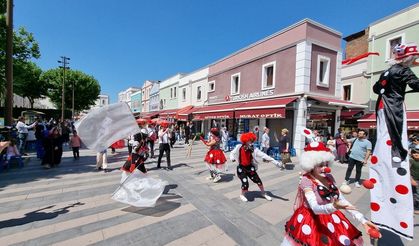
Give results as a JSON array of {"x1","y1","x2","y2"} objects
[
  {"x1": 58, "y1": 56, "x2": 70, "y2": 122},
  {"x1": 5, "y1": 0, "x2": 14, "y2": 126}
]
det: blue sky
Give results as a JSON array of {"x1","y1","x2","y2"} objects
[{"x1": 14, "y1": 0, "x2": 418, "y2": 102}]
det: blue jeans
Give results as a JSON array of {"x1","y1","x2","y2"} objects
[{"x1": 18, "y1": 133, "x2": 28, "y2": 154}]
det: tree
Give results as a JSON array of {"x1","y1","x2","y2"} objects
[
  {"x1": 0, "y1": 0, "x2": 40, "y2": 98},
  {"x1": 14, "y1": 61, "x2": 46, "y2": 108},
  {"x1": 41, "y1": 69, "x2": 101, "y2": 112}
]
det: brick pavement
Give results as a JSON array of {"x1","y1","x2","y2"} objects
[{"x1": 0, "y1": 143, "x2": 417, "y2": 246}]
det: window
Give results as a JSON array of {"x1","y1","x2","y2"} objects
[
  {"x1": 343, "y1": 85, "x2": 351, "y2": 101},
  {"x1": 182, "y1": 88, "x2": 186, "y2": 101},
  {"x1": 170, "y1": 88, "x2": 173, "y2": 98},
  {"x1": 208, "y1": 81, "x2": 215, "y2": 92},
  {"x1": 316, "y1": 55, "x2": 330, "y2": 87},
  {"x1": 386, "y1": 35, "x2": 404, "y2": 60},
  {"x1": 261, "y1": 61, "x2": 276, "y2": 89},
  {"x1": 173, "y1": 87, "x2": 177, "y2": 98},
  {"x1": 102, "y1": 99, "x2": 105, "y2": 105},
  {"x1": 231, "y1": 73, "x2": 240, "y2": 95},
  {"x1": 197, "y1": 86, "x2": 202, "y2": 100}
]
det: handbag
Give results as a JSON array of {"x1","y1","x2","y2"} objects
[{"x1": 345, "y1": 138, "x2": 357, "y2": 160}]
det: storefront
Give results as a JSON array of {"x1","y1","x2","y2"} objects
[{"x1": 358, "y1": 111, "x2": 419, "y2": 135}]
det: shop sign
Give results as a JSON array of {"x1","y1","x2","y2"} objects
[
  {"x1": 228, "y1": 89, "x2": 274, "y2": 102},
  {"x1": 238, "y1": 113, "x2": 283, "y2": 119}
]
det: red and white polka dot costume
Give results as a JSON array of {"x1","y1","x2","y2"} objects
[
  {"x1": 368, "y1": 43, "x2": 419, "y2": 240},
  {"x1": 282, "y1": 137, "x2": 367, "y2": 246}
]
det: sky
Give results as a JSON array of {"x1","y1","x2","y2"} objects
[{"x1": 14, "y1": 0, "x2": 418, "y2": 102}]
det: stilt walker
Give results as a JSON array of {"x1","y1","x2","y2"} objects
[
  {"x1": 202, "y1": 128, "x2": 227, "y2": 183},
  {"x1": 281, "y1": 128, "x2": 380, "y2": 246},
  {"x1": 368, "y1": 43, "x2": 419, "y2": 240},
  {"x1": 230, "y1": 132, "x2": 281, "y2": 202}
]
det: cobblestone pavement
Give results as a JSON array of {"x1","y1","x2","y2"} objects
[{"x1": 0, "y1": 143, "x2": 417, "y2": 246}]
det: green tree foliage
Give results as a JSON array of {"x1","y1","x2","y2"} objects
[
  {"x1": 0, "y1": 0, "x2": 41, "y2": 98},
  {"x1": 14, "y1": 61, "x2": 46, "y2": 108},
  {"x1": 41, "y1": 69, "x2": 101, "y2": 112}
]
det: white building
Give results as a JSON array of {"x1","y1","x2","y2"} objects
[
  {"x1": 178, "y1": 67, "x2": 209, "y2": 109},
  {"x1": 117, "y1": 87, "x2": 141, "y2": 108}
]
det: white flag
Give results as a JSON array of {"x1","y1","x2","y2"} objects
[{"x1": 75, "y1": 102, "x2": 140, "y2": 152}]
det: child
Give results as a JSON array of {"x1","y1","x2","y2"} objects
[
  {"x1": 230, "y1": 132, "x2": 281, "y2": 202},
  {"x1": 202, "y1": 128, "x2": 227, "y2": 183},
  {"x1": 69, "y1": 130, "x2": 81, "y2": 160},
  {"x1": 281, "y1": 128, "x2": 379, "y2": 245},
  {"x1": 6, "y1": 139, "x2": 24, "y2": 167}
]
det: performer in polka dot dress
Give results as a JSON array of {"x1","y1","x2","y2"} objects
[
  {"x1": 281, "y1": 128, "x2": 379, "y2": 246},
  {"x1": 369, "y1": 43, "x2": 419, "y2": 240},
  {"x1": 202, "y1": 128, "x2": 227, "y2": 183},
  {"x1": 230, "y1": 132, "x2": 281, "y2": 202}
]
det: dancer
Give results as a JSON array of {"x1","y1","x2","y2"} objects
[
  {"x1": 281, "y1": 128, "x2": 379, "y2": 246},
  {"x1": 113, "y1": 125, "x2": 167, "y2": 208},
  {"x1": 201, "y1": 128, "x2": 227, "y2": 183},
  {"x1": 230, "y1": 132, "x2": 281, "y2": 202},
  {"x1": 368, "y1": 42, "x2": 419, "y2": 240}
]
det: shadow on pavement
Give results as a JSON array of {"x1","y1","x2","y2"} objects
[{"x1": 0, "y1": 202, "x2": 84, "y2": 228}]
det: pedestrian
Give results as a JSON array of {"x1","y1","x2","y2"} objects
[
  {"x1": 34, "y1": 119, "x2": 45, "y2": 159},
  {"x1": 343, "y1": 129, "x2": 372, "y2": 188},
  {"x1": 202, "y1": 128, "x2": 227, "y2": 182},
  {"x1": 279, "y1": 128, "x2": 290, "y2": 168},
  {"x1": 281, "y1": 128, "x2": 379, "y2": 245},
  {"x1": 184, "y1": 121, "x2": 190, "y2": 144},
  {"x1": 147, "y1": 122, "x2": 157, "y2": 158},
  {"x1": 335, "y1": 132, "x2": 348, "y2": 163},
  {"x1": 96, "y1": 149, "x2": 108, "y2": 171},
  {"x1": 6, "y1": 139, "x2": 24, "y2": 167},
  {"x1": 16, "y1": 116, "x2": 37, "y2": 155},
  {"x1": 261, "y1": 127, "x2": 270, "y2": 154},
  {"x1": 157, "y1": 122, "x2": 172, "y2": 170},
  {"x1": 220, "y1": 126, "x2": 229, "y2": 152},
  {"x1": 410, "y1": 147, "x2": 419, "y2": 215},
  {"x1": 368, "y1": 43, "x2": 419, "y2": 238},
  {"x1": 326, "y1": 134, "x2": 336, "y2": 157},
  {"x1": 70, "y1": 130, "x2": 81, "y2": 160},
  {"x1": 42, "y1": 127, "x2": 64, "y2": 169},
  {"x1": 61, "y1": 121, "x2": 71, "y2": 148},
  {"x1": 230, "y1": 132, "x2": 281, "y2": 202}
]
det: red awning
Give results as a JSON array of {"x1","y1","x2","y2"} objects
[
  {"x1": 176, "y1": 106, "x2": 196, "y2": 121},
  {"x1": 234, "y1": 97, "x2": 298, "y2": 119},
  {"x1": 192, "y1": 102, "x2": 245, "y2": 120},
  {"x1": 159, "y1": 109, "x2": 178, "y2": 117},
  {"x1": 140, "y1": 111, "x2": 160, "y2": 119},
  {"x1": 309, "y1": 96, "x2": 368, "y2": 109},
  {"x1": 340, "y1": 110, "x2": 363, "y2": 120},
  {"x1": 358, "y1": 111, "x2": 419, "y2": 130}
]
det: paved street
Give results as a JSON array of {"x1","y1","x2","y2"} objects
[{"x1": 0, "y1": 144, "x2": 418, "y2": 246}]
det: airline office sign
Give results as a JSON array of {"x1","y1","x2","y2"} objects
[{"x1": 225, "y1": 89, "x2": 274, "y2": 102}]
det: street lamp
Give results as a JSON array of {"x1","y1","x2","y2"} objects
[{"x1": 58, "y1": 56, "x2": 70, "y2": 122}]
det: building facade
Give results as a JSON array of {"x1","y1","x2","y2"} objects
[
  {"x1": 130, "y1": 90, "x2": 142, "y2": 114},
  {"x1": 149, "y1": 81, "x2": 160, "y2": 112},
  {"x1": 368, "y1": 3, "x2": 419, "y2": 110},
  {"x1": 193, "y1": 19, "x2": 365, "y2": 154},
  {"x1": 159, "y1": 74, "x2": 183, "y2": 111},
  {"x1": 118, "y1": 87, "x2": 141, "y2": 108},
  {"x1": 141, "y1": 80, "x2": 155, "y2": 113}
]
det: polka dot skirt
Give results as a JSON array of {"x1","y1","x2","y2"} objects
[
  {"x1": 284, "y1": 206, "x2": 362, "y2": 245},
  {"x1": 368, "y1": 109, "x2": 413, "y2": 239}
]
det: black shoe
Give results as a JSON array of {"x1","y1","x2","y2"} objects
[
  {"x1": 167, "y1": 167, "x2": 173, "y2": 170},
  {"x1": 157, "y1": 166, "x2": 161, "y2": 169}
]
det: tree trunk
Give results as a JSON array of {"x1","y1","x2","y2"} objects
[{"x1": 29, "y1": 98, "x2": 34, "y2": 109}]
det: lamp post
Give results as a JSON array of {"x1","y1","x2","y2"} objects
[{"x1": 58, "y1": 56, "x2": 70, "y2": 122}]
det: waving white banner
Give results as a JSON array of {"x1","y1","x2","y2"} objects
[{"x1": 75, "y1": 102, "x2": 140, "y2": 152}]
